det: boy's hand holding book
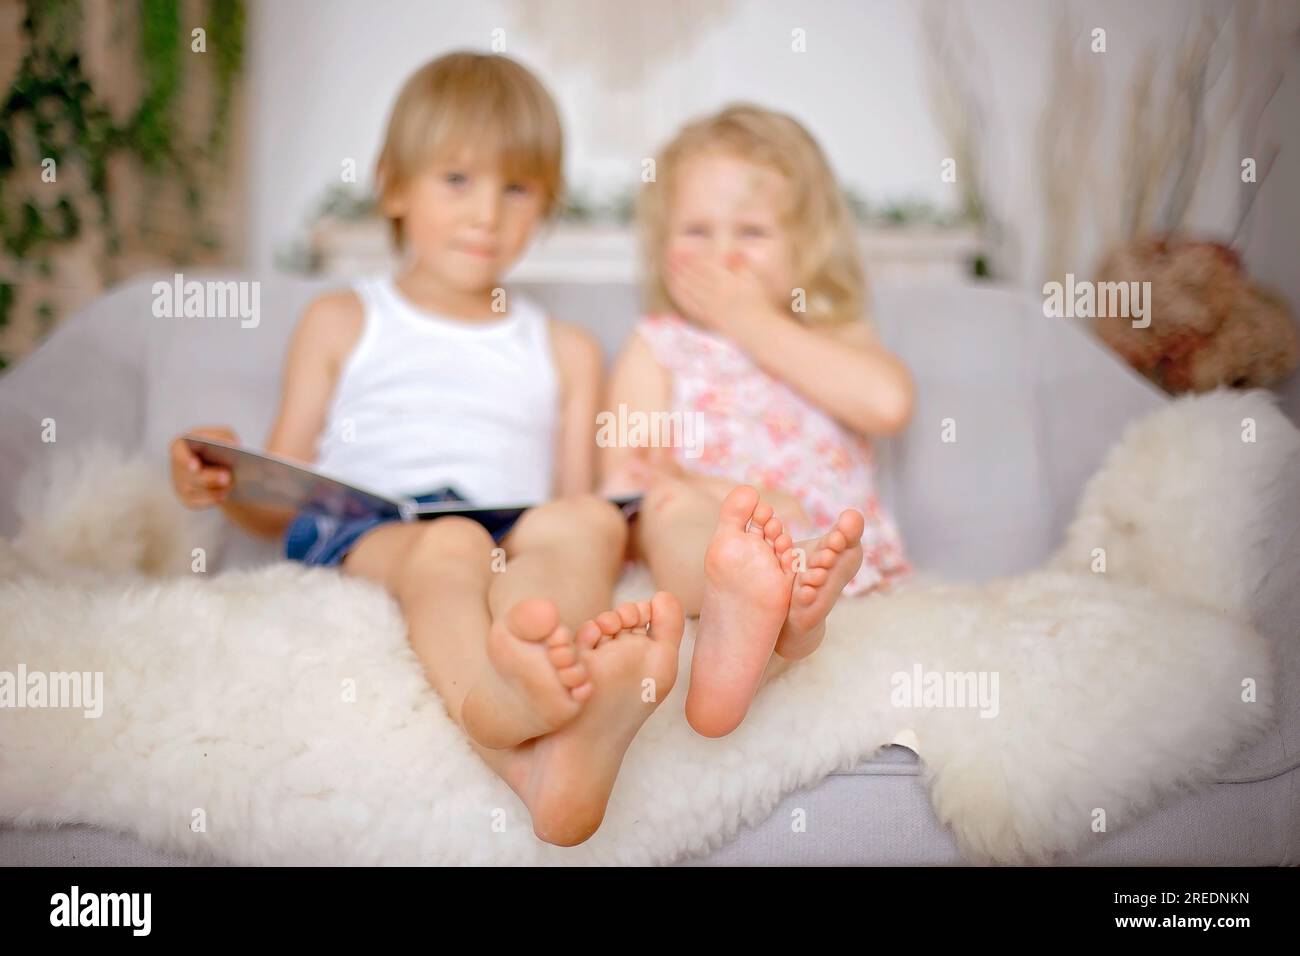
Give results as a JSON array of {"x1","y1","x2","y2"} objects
[{"x1": 170, "y1": 425, "x2": 239, "y2": 509}]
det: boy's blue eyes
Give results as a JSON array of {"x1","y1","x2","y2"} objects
[{"x1": 442, "y1": 172, "x2": 530, "y2": 195}]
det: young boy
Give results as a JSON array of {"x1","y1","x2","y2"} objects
[{"x1": 170, "y1": 52, "x2": 683, "y2": 847}]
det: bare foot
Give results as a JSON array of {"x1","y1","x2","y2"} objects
[
  {"x1": 509, "y1": 592, "x2": 684, "y2": 846},
  {"x1": 687, "y1": 485, "x2": 796, "y2": 738},
  {"x1": 460, "y1": 598, "x2": 594, "y2": 750},
  {"x1": 775, "y1": 509, "x2": 866, "y2": 661}
]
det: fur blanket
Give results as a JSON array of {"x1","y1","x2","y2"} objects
[{"x1": 0, "y1": 390, "x2": 1293, "y2": 864}]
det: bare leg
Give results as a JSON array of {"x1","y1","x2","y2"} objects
[
  {"x1": 490, "y1": 495, "x2": 628, "y2": 629},
  {"x1": 352, "y1": 496, "x2": 627, "y2": 753},
  {"x1": 344, "y1": 516, "x2": 596, "y2": 753},
  {"x1": 343, "y1": 517, "x2": 499, "y2": 723},
  {"x1": 454, "y1": 496, "x2": 627, "y2": 749},
  {"x1": 341, "y1": 512, "x2": 683, "y2": 846},
  {"x1": 337, "y1": 519, "x2": 553, "y2": 797},
  {"x1": 631, "y1": 475, "x2": 724, "y2": 616}
]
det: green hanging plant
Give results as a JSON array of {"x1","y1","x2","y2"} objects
[
  {"x1": 206, "y1": 0, "x2": 245, "y2": 153},
  {"x1": 0, "y1": 0, "x2": 245, "y2": 369}
]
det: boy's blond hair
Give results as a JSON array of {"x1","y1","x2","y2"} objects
[
  {"x1": 375, "y1": 52, "x2": 564, "y2": 246},
  {"x1": 638, "y1": 103, "x2": 867, "y2": 327}
]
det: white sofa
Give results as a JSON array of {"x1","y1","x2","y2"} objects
[{"x1": 1, "y1": 273, "x2": 1297, "y2": 865}]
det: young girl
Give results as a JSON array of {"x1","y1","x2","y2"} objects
[
  {"x1": 170, "y1": 53, "x2": 684, "y2": 848},
  {"x1": 603, "y1": 104, "x2": 914, "y2": 738}
]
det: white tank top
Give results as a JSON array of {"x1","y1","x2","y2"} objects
[{"x1": 313, "y1": 276, "x2": 559, "y2": 503}]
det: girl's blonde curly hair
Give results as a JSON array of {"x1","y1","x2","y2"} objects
[{"x1": 638, "y1": 103, "x2": 868, "y2": 327}]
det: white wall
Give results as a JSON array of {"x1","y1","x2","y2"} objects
[
  {"x1": 1238, "y1": 13, "x2": 1300, "y2": 419},
  {"x1": 245, "y1": 0, "x2": 949, "y2": 273},
  {"x1": 245, "y1": 0, "x2": 1289, "y2": 301}
]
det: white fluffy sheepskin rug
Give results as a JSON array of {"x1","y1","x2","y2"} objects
[{"x1": 0, "y1": 390, "x2": 1292, "y2": 865}]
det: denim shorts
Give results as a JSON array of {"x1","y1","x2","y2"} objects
[{"x1": 283, "y1": 486, "x2": 522, "y2": 568}]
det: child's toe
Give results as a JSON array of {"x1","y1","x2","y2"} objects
[
  {"x1": 545, "y1": 626, "x2": 574, "y2": 648},
  {"x1": 616, "y1": 602, "x2": 641, "y2": 629},
  {"x1": 556, "y1": 663, "x2": 589, "y2": 689},
  {"x1": 576, "y1": 621, "x2": 602, "y2": 650},
  {"x1": 548, "y1": 643, "x2": 577, "y2": 669},
  {"x1": 838, "y1": 509, "x2": 866, "y2": 540},
  {"x1": 802, "y1": 567, "x2": 830, "y2": 587},
  {"x1": 811, "y1": 547, "x2": 837, "y2": 568}
]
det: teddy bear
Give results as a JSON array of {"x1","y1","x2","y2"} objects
[{"x1": 1091, "y1": 236, "x2": 1299, "y2": 394}]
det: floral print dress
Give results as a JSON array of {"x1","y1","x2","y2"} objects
[{"x1": 636, "y1": 314, "x2": 911, "y2": 595}]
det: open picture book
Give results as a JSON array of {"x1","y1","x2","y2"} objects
[{"x1": 184, "y1": 435, "x2": 642, "y2": 524}]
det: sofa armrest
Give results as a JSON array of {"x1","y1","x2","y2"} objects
[{"x1": 0, "y1": 280, "x2": 150, "y2": 537}]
